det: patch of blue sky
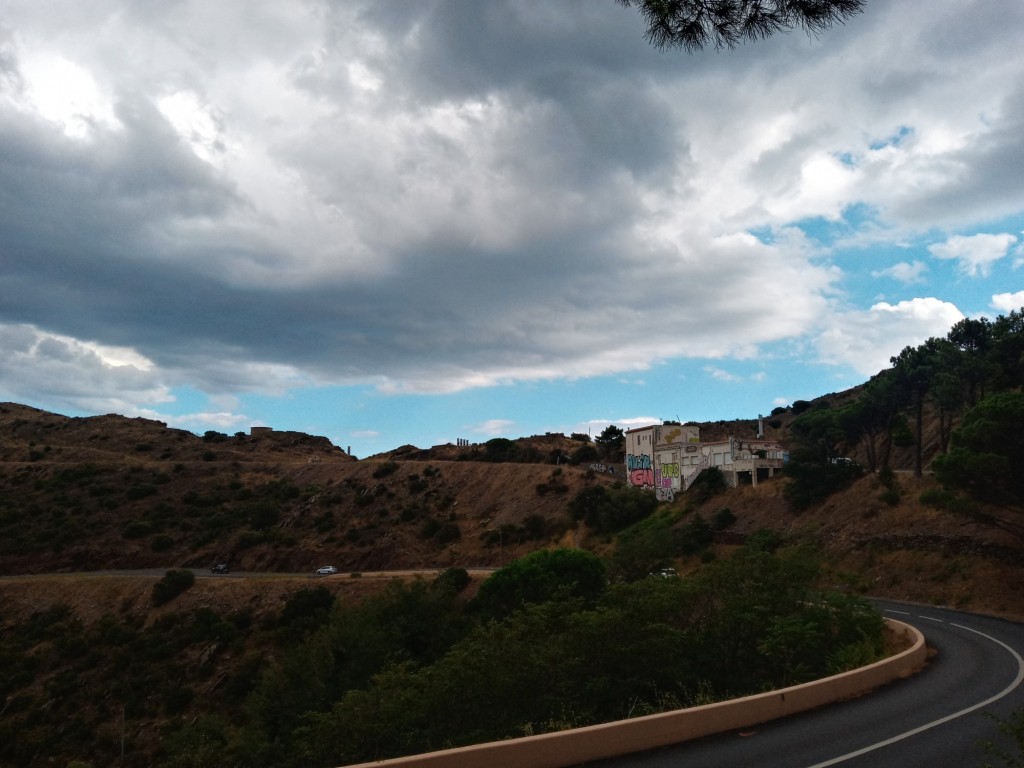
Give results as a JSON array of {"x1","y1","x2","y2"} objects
[
  {"x1": 788, "y1": 203, "x2": 883, "y2": 250},
  {"x1": 981, "y1": 211, "x2": 1024, "y2": 238},
  {"x1": 833, "y1": 150, "x2": 856, "y2": 168},
  {"x1": 868, "y1": 125, "x2": 913, "y2": 151},
  {"x1": 748, "y1": 225, "x2": 775, "y2": 245},
  {"x1": 234, "y1": 385, "x2": 389, "y2": 452},
  {"x1": 162, "y1": 386, "x2": 215, "y2": 419},
  {"x1": 750, "y1": 203, "x2": 884, "y2": 251},
  {"x1": 156, "y1": 344, "x2": 865, "y2": 457}
]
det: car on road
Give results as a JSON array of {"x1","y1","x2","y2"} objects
[
  {"x1": 315, "y1": 565, "x2": 338, "y2": 576},
  {"x1": 211, "y1": 563, "x2": 230, "y2": 574}
]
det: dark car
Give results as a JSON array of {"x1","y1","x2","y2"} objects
[{"x1": 211, "y1": 563, "x2": 230, "y2": 574}]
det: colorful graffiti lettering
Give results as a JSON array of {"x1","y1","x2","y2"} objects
[
  {"x1": 630, "y1": 469, "x2": 654, "y2": 487},
  {"x1": 626, "y1": 454, "x2": 652, "y2": 471},
  {"x1": 661, "y1": 463, "x2": 680, "y2": 479},
  {"x1": 627, "y1": 453, "x2": 654, "y2": 487}
]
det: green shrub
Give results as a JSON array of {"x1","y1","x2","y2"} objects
[
  {"x1": 711, "y1": 508, "x2": 737, "y2": 530},
  {"x1": 920, "y1": 487, "x2": 954, "y2": 508},
  {"x1": 420, "y1": 514, "x2": 461, "y2": 544},
  {"x1": 535, "y1": 480, "x2": 569, "y2": 496},
  {"x1": 434, "y1": 567, "x2": 471, "y2": 594},
  {"x1": 439, "y1": 522, "x2": 461, "y2": 544},
  {"x1": 571, "y1": 443, "x2": 600, "y2": 463},
  {"x1": 372, "y1": 461, "x2": 399, "y2": 478},
  {"x1": 236, "y1": 530, "x2": 268, "y2": 549},
  {"x1": 482, "y1": 438, "x2": 518, "y2": 462},
  {"x1": 123, "y1": 521, "x2": 156, "y2": 539},
  {"x1": 687, "y1": 467, "x2": 728, "y2": 505},
  {"x1": 164, "y1": 684, "x2": 195, "y2": 715},
  {"x1": 783, "y1": 459, "x2": 863, "y2": 511},
  {"x1": 474, "y1": 548, "x2": 606, "y2": 620},
  {"x1": 280, "y1": 587, "x2": 336, "y2": 633},
  {"x1": 125, "y1": 483, "x2": 157, "y2": 500},
  {"x1": 150, "y1": 534, "x2": 175, "y2": 553},
  {"x1": 678, "y1": 514, "x2": 713, "y2": 554},
  {"x1": 569, "y1": 484, "x2": 658, "y2": 533},
  {"x1": 152, "y1": 570, "x2": 196, "y2": 606},
  {"x1": 247, "y1": 502, "x2": 280, "y2": 529},
  {"x1": 522, "y1": 514, "x2": 547, "y2": 540}
]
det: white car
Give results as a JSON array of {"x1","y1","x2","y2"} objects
[{"x1": 315, "y1": 565, "x2": 338, "y2": 576}]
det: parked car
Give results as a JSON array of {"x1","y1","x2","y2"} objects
[
  {"x1": 315, "y1": 565, "x2": 338, "y2": 576},
  {"x1": 211, "y1": 563, "x2": 230, "y2": 574}
]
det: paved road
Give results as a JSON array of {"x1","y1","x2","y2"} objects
[
  {"x1": 198, "y1": 567, "x2": 498, "y2": 580},
  {"x1": 588, "y1": 600, "x2": 1024, "y2": 767},
  {"x1": 0, "y1": 567, "x2": 497, "y2": 580}
]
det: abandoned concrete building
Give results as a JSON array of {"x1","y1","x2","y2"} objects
[{"x1": 624, "y1": 422, "x2": 787, "y2": 500}]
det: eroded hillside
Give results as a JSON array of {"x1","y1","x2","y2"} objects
[{"x1": 1, "y1": 399, "x2": 1022, "y2": 620}]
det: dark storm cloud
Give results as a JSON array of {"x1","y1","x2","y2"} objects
[{"x1": 0, "y1": 0, "x2": 1020, "y2": 416}]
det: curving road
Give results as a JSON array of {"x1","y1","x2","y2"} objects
[{"x1": 589, "y1": 600, "x2": 1024, "y2": 767}]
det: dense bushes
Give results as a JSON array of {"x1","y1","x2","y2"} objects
[
  {"x1": 268, "y1": 543, "x2": 882, "y2": 766},
  {"x1": 933, "y1": 391, "x2": 1024, "y2": 512},
  {"x1": 457, "y1": 438, "x2": 542, "y2": 464},
  {"x1": 473, "y1": 548, "x2": 606, "y2": 619},
  {"x1": 2, "y1": 542, "x2": 886, "y2": 768},
  {"x1": 783, "y1": 455, "x2": 863, "y2": 511},
  {"x1": 569, "y1": 483, "x2": 658, "y2": 533}
]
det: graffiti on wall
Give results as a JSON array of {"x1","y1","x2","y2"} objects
[{"x1": 627, "y1": 453, "x2": 654, "y2": 487}]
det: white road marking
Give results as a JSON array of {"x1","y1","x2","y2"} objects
[{"x1": 804, "y1": 620, "x2": 1024, "y2": 767}]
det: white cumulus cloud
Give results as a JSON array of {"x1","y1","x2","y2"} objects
[
  {"x1": 928, "y1": 233, "x2": 1018, "y2": 277},
  {"x1": 872, "y1": 261, "x2": 928, "y2": 284},
  {"x1": 992, "y1": 292, "x2": 1024, "y2": 313},
  {"x1": 815, "y1": 298, "x2": 965, "y2": 376}
]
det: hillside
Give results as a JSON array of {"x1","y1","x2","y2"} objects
[
  {"x1": 0, "y1": 402, "x2": 618, "y2": 575},
  {"x1": 2, "y1": 397, "x2": 1023, "y2": 768},
  {"x1": 1, "y1": 397, "x2": 1020, "y2": 618}
]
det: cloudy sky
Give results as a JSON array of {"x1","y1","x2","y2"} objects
[{"x1": 1, "y1": 1, "x2": 1022, "y2": 456}]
